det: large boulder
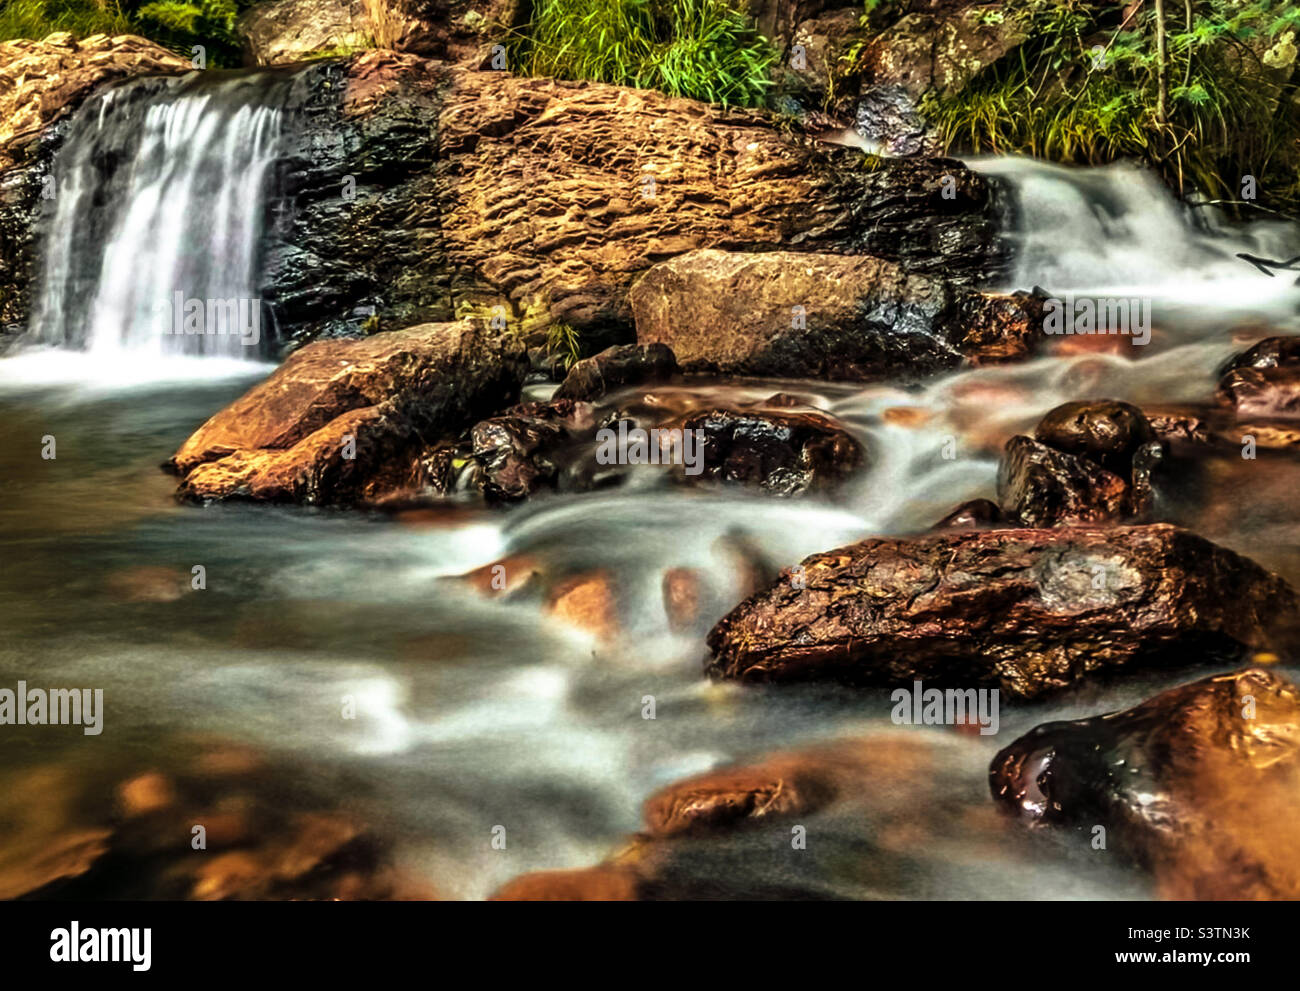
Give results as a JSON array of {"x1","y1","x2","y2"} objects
[
  {"x1": 169, "y1": 321, "x2": 527, "y2": 504},
  {"x1": 631, "y1": 249, "x2": 1042, "y2": 381},
  {"x1": 264, "y1": 54, "x2": 1008, "y2": 347},
  {"x1": 0, "y1": 34, "x2": 191, "y2": 334},
  {"x1": 237, "y1": 0, "x2": 375, "y2": 66},
  {"x1": 991, "y1": 668, "x2": 1300, "y2": 898},
  {"x1": 706, "y1": 524, "x2": 1299, "y2": 699}
]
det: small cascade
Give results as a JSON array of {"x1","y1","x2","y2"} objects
[{"x1": 29, "y1": 72, "x2": 291, "y2": 359}]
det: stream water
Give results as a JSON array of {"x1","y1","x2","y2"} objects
[{"x1": 3, "y1": 82, "x2": 1300, "y2": 899}]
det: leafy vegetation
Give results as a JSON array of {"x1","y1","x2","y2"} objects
[
  {"x1": 919, "y1": 0, "x2": 1300, "y2": 214},
  {"x1": 0, "y1": 0, "x2": 248, "y2": 66},
  {"x1": 507, "y1": 0, "x2": 777, "y2": 108}
]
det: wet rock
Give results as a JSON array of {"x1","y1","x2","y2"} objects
[
  {"x1": 489, "y1": 866, "x2": 640, "y2": 901},
  {"x1": 643, "y1": 759, "x2": 838, "y2": 837},
  {"x1": 1033, "y1": 400, "x2": 1156, "y2": 477},
  {"x1": 1218, "y1": 365, "x2": 1300, "y2": 420},
  {"x1": 662, "y1": 567, "x2": 703, "y2": 634},
  {"x1": 999, "y1": 400, "x2": 1164, "y2": 527},
  {"x1": 168, "y1": 322, "x2": 526, "y2": 505},
  {"x1": 706, "y1": 524, "x2": 1299, "y2": 699},
  {"x1": 632, "y1": 249, "x2": 1039, "y2": 381},
  {"x1": 237, "y1": 0, "x2": 374, "y2": 66},
  {"x1": 991, "y1": 667, "x2": 1300, "y2": 898},
  {"x1": 546, "y1": 570, "x2": 619, "y2": 640},
  {"x1": 552, "y1": 343, "x2": 680, "y2": 402},
  {"x1": 1219, "y1": 335, "x2": 1300, "y2": 375},
  {"x1": 932, "y1": 498, "x2": 1002, "y2": 531},
  {"x1": 675, "y1": 403, "x2": 865, "y2": 495},
  {"x1": 997, "y1": 436, "x2": 1132, "y2": 527},
  {"x1": 470, "y1": 398, "x2": 595, "y2": 503}
]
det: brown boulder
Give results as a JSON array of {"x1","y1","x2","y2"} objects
[
  {"x1": 632, "y1": 249, "x2": 1040, "y2": 381},
  {"x1": 1033, "y1": 400, "x2": 1156, "y2": 476},
  {"x1": 363, "y1": 0, "x2": 522, "y2": 61},
  {"x1": 169, "y1": 321, "x2": 527, "y2": 504},
  {"x1": 237, "y1": 0, "x2": 375, "y2": 66},
  {"x1": 991, "y1": 668, "x2": 1300, "y2": 899},
  {"x1": 706, "y1": 524, "x2": 1299, "y2": 699}
]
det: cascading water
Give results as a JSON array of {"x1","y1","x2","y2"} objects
[
  {"x1": 28, "y1": 72, "x2": 286, "y2": 360},
  {"x1": 2, "y1": 144, "x2": 1300, "y2": 899}
]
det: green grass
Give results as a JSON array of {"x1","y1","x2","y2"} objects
[
  {"x1": 508, "y1": 0, "x2": 777, "y2": 108},
  {"x1": 918, "y1": 0, "x2": 1300, "y2": 214},
  {"x1": 0, "y1": 0, "x2": 248, "y2": 65},
  {"x1": 0, "y1": 0, "x2": 132, "y2": 39}
]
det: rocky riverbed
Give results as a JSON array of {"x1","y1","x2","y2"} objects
[{"x1": 2, "y1": 2, "x2": 1300, "y2": 903}]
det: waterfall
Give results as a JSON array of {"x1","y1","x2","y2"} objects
[
  {"x1": 29, "y1": 72, "x2": 288, "y2": 359},
  {"x1": 971, "y1": 156, "x2": 1300, "y2": 304}
]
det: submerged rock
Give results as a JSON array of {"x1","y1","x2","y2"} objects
[
  {"x1": 169, "y1": 321, "x2": 526, "y2": 504},
  {"x1": 991, "y1": 668, "x2": 1300, "y2": 898},
  {"x1": 552, "y1": 343, "x2": 680, "y2": 402},
  {"x1": 642, "y1": 758, "x2": 839, "y2": 838},
  {"x1": 706, "y1": 524, "x2": 1299, "y2": 699},
  {"x1": 631, "y1": 249, "x2": 1041, "y2": 381}
]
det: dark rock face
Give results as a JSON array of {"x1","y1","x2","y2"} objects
[
  {"x1": 168, "y1": 321, "x2": 527, "y2": 504},
  {"x1": 706, "y1": 524, "x2": 1299, "y2": 699},
  {"x1": 998, "y1": 436, "x2": 1133, "y2": 527},
  {"x1": 552, "y1": 343, "x2": 679, "y2": 402},
  {"x1": 990, "y1": 668, "x2": 1300, "y2": 898},
  {"x1": 676, "y1": 403, "x2": 865, "y2": 495},
  {"x1": 998, "y1": 400, "x2": 1163, "y2": 527},
  {"x1": 632, "y1": 249, "x2": 1038, "y2": 381}
]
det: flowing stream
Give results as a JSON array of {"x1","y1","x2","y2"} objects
[{"x1": 3, "y1": 90, "x2": 1300, "y2": 899}]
